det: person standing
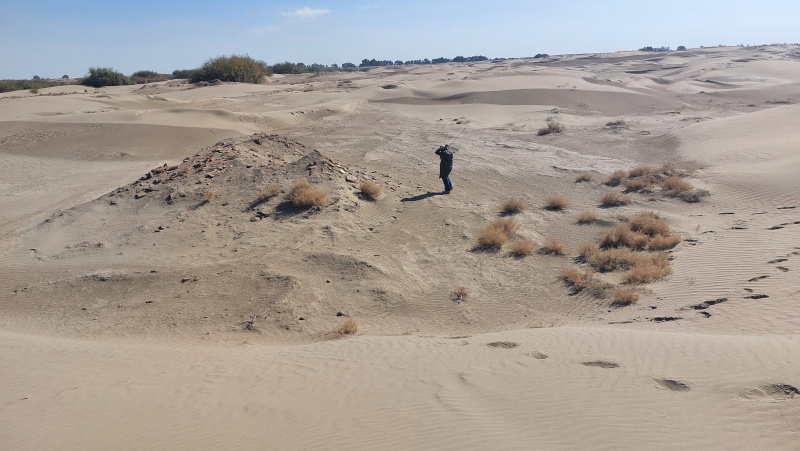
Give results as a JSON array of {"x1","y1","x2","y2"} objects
[{"x1": 435, "y1": 144, "x2": 454, "y2": 193}]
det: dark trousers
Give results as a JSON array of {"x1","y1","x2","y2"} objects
[{"x1": 442, "y1": 177, "x2": 452, "y2": 192}]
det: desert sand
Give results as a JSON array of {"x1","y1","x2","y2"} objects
[{"x1": 1, "y1": 45, "x2": 799, "y2": 450}]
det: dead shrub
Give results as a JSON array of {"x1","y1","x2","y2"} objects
[
  {"x1": 600, "y1": 191, "x2": 631, "y2": 207},
  {"x1": 203, "y1": 190, "x2": 216, "y2": 202},
  {"x1": 648, "y1": 233, "x2": 682, "y2": 250},
  {"x1": 661, "y1": 177, "x2": 693, "y2": 193},
  {"x1": 628, "y1": 166, "x2": 660, "y2": 178},
  {"x1": 613, "y1": 287, "x2": 639, "y2": 306},
  {"x1": 575, "y1": 173, "x2": 593, "y2": 183},
  {"x1": 287, "y1": 180, "x2": 327, "y2": 209},
  {"x1": 451, "y1": 286, "x2": 469, "y2": 303},
  {"x1": 599, "y1": 224, "x2": 648, "y2": 250},
  {"x1": 545, "y1": 196, "x2": 570, "y2": 211},
  {"x1": 625, "y1": 177, "x2": 655, "y2": 192},
  {"x1": 629, "y1": 211, "x2": 670, "y2": 237},
  {"x1": 501, "y1": 197, "x2": 526, "y2": 215},
  {"x1": 257, "y1": 183, "x2": 282, "y2": 202},
  {"x1": 605, "y1": 170, "x2": 628, "y2": 186},
  {"x1": 331, "y1": 318, "x2": 358, "y2": 337},
  {"x1": 585, "y1": 247, "x2": 641, "y2": 272},
  {"x1": 559, "y1": 267, "x2": 594, "y2": 292},
  {"x1": 577, "y1": 211, "x2": 597, "y2": 224},
  {"x1": 624, "y1": 253, "x2": 672, "y2": 284},
  {"x1": 508, "y1": 238, "x2": 535, "y2": 257},
  {"x1": 606, "y1": 119, "x2": 627, "y2": 128},
  {"x1": 478, "y1": 218, "x2": 519, "y2": 249},
  {"x1": 540, "y1": 236, "x2": 568, "y2": 255},
  {"x1": 537, "y1": 121, "x2": 565, "y2": 136},
  {"x1": 679, "y1": 189, "x2": 710, "y2": 203},
  {"x1": 359, "y1": 180, "x2": 382, "y2": 199},
  {"x1": 579, "y1": 243, "x2": 600, "y2": 261}
]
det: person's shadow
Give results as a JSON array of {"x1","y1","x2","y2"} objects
[{"x1": 401, "y1": 191, "x2": 444, "y2": 202}]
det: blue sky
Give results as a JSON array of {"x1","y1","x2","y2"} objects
[{"x1": 1, "y1": 0, "x2": 798, "y2": 79}]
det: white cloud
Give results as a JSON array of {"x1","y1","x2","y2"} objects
[{"x1": 281, "y1": 7, "x2": 330, "y2": 20}]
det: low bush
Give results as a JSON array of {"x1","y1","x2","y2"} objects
[
  {"x1": 629, "y1": 211, "x2": 670, "y2": 237},
  {"x1": 648, "y1": 233, "x2": 682, "y2": 250},
  {"x1": 478, "y1": 218, "x2": 519, "y2": 249},
  {"x1": 540, "y1": 236, "x2": 568, "y2": 255},
  {"x1": 359, "y1": 180, "x2": 382, "y2": 199},
  {"x1": 605, "y1": 170, "x2": 628, "y2": 186},
  {"x1": 600, "y1": 191, "x2": 632, "y2": 207},
  {"x1": 577, "y1": 211, "x2": 597, "y2": 224},
  {"x1": 559, "y1": 267, "x2": 594, "y2": 292},
  {"x1": 286, "y1": 180, "x2": 327, "y2": 208},
  {"x1": 545, "y1": 196, "x2": 570, "y2": 211},
  {"x1": 331, "y1": 318, "x2": 358, "y2": 337},
  {"x1": 628, "y1": 166, "x2": 660, "y2": 178},
  {"x1": 257, "y1": 183, "x2": 282, "y2": 202},
  {"x1": 679, "y1": 189, "x2": 710, "y2": 203},
  {"x1": 82, "y1": 67, "x2": 135, "y2": 88},
  {"x1": 625, "y1": 178, "x2": 655, "y2": 192},
  {"x1": 172, "y1": 69, "x2": 198, "y2": 79},
  {"x1": 623, "y1": 253, "x2": 672, "y2": 284},
  {"x1": 575, "y1": 173, "x2": 593, "y2": 183},
  {"x1": 451, "y1": 286, "x2": 469, "y2": 302},
  {"x1": 0, "y1": 79, "x2": 60, "y2": 93},
  {"x1": 131, "y1": 70, "x2": 171, "y2": 84},
  {"x1": 613, "y1": 287, "x2": 639, "y2": 305},
  {"x1": 190, "y1": 54, "x2": 272, "y2": 84},
  {"x1": 537, "y1": 121, "x2": 565, "y2": 136},
  {"x1": 606, "y1": 119, "x2": 628, "y2": 128},
  {"x1": 661, "y1": 177, "x2": 693, "y2": 193},
  {"x1": 501, "y1": 197, "x2": 526, "y2": 215},
  {"x1": 508, "y1": 238, "x2": 535, "y2": 257},
  {"x1": 583, "y1": 247, "x2": 641, "y2": 272}
]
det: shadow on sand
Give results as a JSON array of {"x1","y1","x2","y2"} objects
[{"x1": 401, "y1": 191, "x2": 445, "y2": 202}]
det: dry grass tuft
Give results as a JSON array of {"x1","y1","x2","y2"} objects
[
  {"x1": 537, "y1": 121, "x2": 565, "y2": 136},
  {"x1": 508, "y1": 238, "x2": 535, "y2": 257},
  {"x1": 577, "y1": 211, "x2": 598, "y2": 224},
  {"x1": 679, "y1": 189, "x2": 710, "y2": 203},
  {"x1": 540, "y1": 236, "x2": 568, "y2": 255},
  {"x1": 575, "y1": 173, "x2": 593, "y2": 183},
  {"x1": 287, "y1": 180, "x2": 327, "y2": 209},
  {"x1": 661, "y1": 177, "x2": 693, "y2": 193},
  {"x1": 623, "y1": 253, "x2": 672, "y2": 284},
  {"x1": 257, "y1": 183, "x2": 282, "y2": 202},
  {"x1": 451, "y1": 286, "x2": 470, "y2": 302},
  {"x1": 501, "y1": 197, "x2": 527, "y2": 215},
  {"x1": 628, "y1": 166, "x2": 660, "y2": 178},
  {"x1": 613, "y1": 287, "x2": 639, "y2": 306},
  {"x1": 478, "y1": 218, "x2": 519, "y2": 249},
  {"x1": 629, "y1": 211, "x2": 670, "y2": 237},
  {"x1": 648, "y1": 233, "x2": 682, "y2": 250},
  {"x1": 203, "y1": 190, "x2": 216, "y2": 202},
  {"x1": 559, "y1": 267, "x2": 594, "y2": 292},
  {"x1": 545, "y1": 196, "x2": 570, "y2": 211},
  {"x1": 330, "y1": 318, "x2": 358, "y2": 337},
  {"x1": 605, "y1": 170, "x2": 628, "y2": 186},
  {"x1": 625, "y1": 177, "x2": 655, "y2": 192},
  {"x1": 359, "y1": 180, "x2": 382, "y2": 199},
  {"x1": 582, "y1": 246, "x2": 642, "y2": 272},
  {"x1": 600, "y1": 191, "x2": 632, "y2": 207},
  {"x1": 606, "y1": 119, "x2": 628, "y2": 128}
]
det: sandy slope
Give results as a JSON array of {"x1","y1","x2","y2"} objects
[{"x1": 1, "y1": 45, "x2": 799, "y2": 449}]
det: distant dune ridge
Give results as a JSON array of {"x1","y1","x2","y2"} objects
[{"x1": 1, "y1": 44, "x2": 799, "y2": 450}]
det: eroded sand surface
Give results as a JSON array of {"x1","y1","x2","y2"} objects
[{"x1": 2, "y1": 45, "x2": 799, "y2": 449}]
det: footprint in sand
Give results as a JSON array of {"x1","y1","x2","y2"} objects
[
  {"x1": 654, "y1": 378, "x2": 691, "y2": 392},
  {"x1": 741, "y1": 384, "x2": 800, "y2": 401},
  {"x1": 487, "y1": 341, "x2": 518, "y2": 349},
  {"x1": 582, "y1": 361, "x2": 619, "y2": 368}
]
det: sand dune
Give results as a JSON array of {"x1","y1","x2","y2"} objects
[{"x1": 1, "y1": 45, "x2": 799, "y2": 449}]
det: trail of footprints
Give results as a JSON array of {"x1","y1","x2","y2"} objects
[{"x1": 480, "y1": 341, "x2": 798, "y2": 399}]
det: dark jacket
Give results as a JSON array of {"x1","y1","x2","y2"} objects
[{"x1": 435, "y1": 145, "x2": 453, "y2": 179}]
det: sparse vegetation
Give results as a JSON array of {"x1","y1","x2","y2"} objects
[
  {"x1": 478, "y1": 218, "x2": 519, "y2": 249},
  {"x1": 286, "y1": 180, "x2": 327, "y2": 209},
  {"x1": 540, "y1": 236, "x2": 568, "y2": 255},
  {"x1": 359, "y1": 180, "x2": 382, "y2": 199},
  {"x1": 606, "y1": 119, "x2": 628, "y2": 128},
  {"x1": 605, "y1": 170, "x2": 628, "y2": 186},
  {"x1": 613, "y1": 287, "x2": 639, "y2": 305},
  {"x1": 625, "y1": 177, "x2": 655, "y2": 192},
  {"x1": 537, "y1": 121, "x2": 565, "y2": 136},
  {"x1": 257, "y1": 183, "x2": 282, "y2": 202},
  {"x1": 600, "y1": 191, "x2": 632, "y2": 207},
  {"x1": 190, "y1": 54, "x2": 272, "y2": 84},
  {"x1": 623, "y1": 253, "x2": 672, "y2": 284},
  {"x1": 679, "y1": 189, "x2": 710, "y2": 203},
  {"x1": 330, "y1": 318, "x2": 358, "y2": 337},
  {"x1": 577, "y1": 211, "x2": 598, "y2": 224},
  {"x1": 559, "y1": 267, "x2": 595, "y2": 292},
  {"x1": 648, "y1": 233, "x2": 682, "y2": 250},
  {"x1": 0, "y1": 79, "x2": 61, "y2": 93},
  {"x1": 575, "y1": 173, "x2": 593, "y2": 183},
  {"x1": 131, "y1": 70, "x2": 171, "y2": 84},
  {"x1": 203, "y1": 190, "x2": 216, "y2": 202},
  {"x1": 451, "y1": 286, "x2": 470, "y2": 303},
  {"x1": 508, "y1": 238, "x2": 535, "y2": 257},
  {"x1": 545, "y1": 196, "x2": 570, "y2": 211},
  {"x1": 661, "y1": 176, "x2": 693, "y2": 193},
  {"x1": 82, "y1": 67, "x2": 135, "y2": 88},
  {"x1": 628, "y1": 166, "x2": 660, "y2": 178},
  {"x1": 501, "y1": 197, "x2": 526, "y2": 215}
]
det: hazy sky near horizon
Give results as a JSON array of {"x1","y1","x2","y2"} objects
[{"x1": 1, "y1": 0, "x2": 798, "y2": 79}]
